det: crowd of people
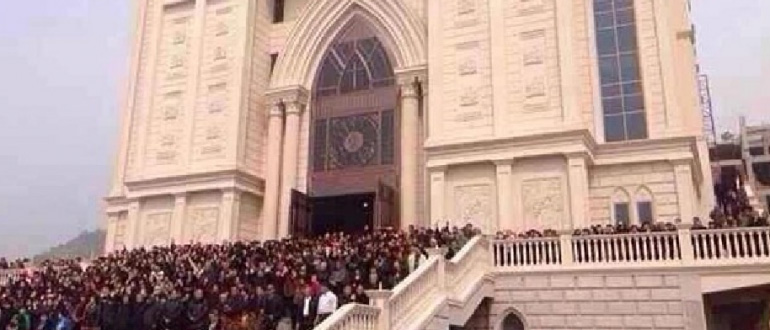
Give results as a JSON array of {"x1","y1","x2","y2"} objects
[
  {"x1": 0, "y1": 225, "x2": 479, "y2": 330},
  {"x1": 0, "y1": 260, "x2": 29, "y2": 271}
]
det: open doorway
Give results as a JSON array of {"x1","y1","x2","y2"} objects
[{"x1": 311, "y1": 193, "x2": 375, "y2": 235}]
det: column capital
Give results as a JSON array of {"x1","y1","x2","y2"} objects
[
  {"x1": 395, "y1": 67, "x2": 427, "y2": 99},
  {"x1": 266, "y1": 86, "x2": 308, "y2": 105},
  {"x1": 268, "y1": 103, "x2": 284, "y2": 118},
  {"x1": 493, "y1": 159, "x2": 515, "y2": 167},
  {"x1": 173, "y1": 192, "x2": 187, "y2": 202}
]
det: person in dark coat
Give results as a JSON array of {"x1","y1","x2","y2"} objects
[
  {"x1": 185, "y1": 289, "x2": 209, "y2": 330},
  {"x1": 113, "y1": 295, "x2": 132, "y2": 330},
  {"x1": 296, "y1": 286, "x2": 318, "y2": 330},
  {"x1": 263, "y1": 285, "x2": 283, "y2": 330},
  {"x1": 160, "y1": 291, "x2": 184, "y2": 330}
]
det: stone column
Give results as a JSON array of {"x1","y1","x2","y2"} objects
[
  {"x1": 105, "y1": 213, "x2": 119, "y2": 253},
  {"x1": 674, "y1": 161, "x2": 695, "y2": 223},
  {"x1": 429, "y1": 166, "x2": 447, "y2": 228},
  {"x1": 567, "y1": 153, "x2": 590, "y2": 229},
  {"x1": 495, "y1": 160, "x2": 514, "y2": 233},
  {"x1": 261, "y1": 104, "x2": 284, "y2": 240},
  {"x1": 278, "y1": 99, "x2": 305, "y2": 238},
  {"x1": 400, "y1": 76, "x2": 421, "y2": 229},
  {"x1": 219, "y1": 189, "x2": 241, "y2": 242},
  {"x1": 171, "y1": 193, "x2": 187, "y2": 244},
  {"x1": 126, "y1": 200, "x2": 141, "y2": 250}
]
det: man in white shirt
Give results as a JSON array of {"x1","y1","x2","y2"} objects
[{"x1": 316, "y1": 285, "x2": 338, "y2": 324}]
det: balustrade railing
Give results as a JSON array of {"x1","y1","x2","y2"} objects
[
  {"x1": 491, "y1": 227, "x2": 770, "y2": 270},
  {"x1": 691, "y1": 227, "x2": 770, "y2": 262},
  {"x1": 447, "y1": 236, "x2": 489, "y2": 297},
  {"x1": 572, "y1": 231, "x2": 681, "y2": 265},
  {"x1": 492, "y1": 237, "x2": 561, "y2": 268},
  {"x1": 386, "y1": 256, "x2": 441, "y2": 329},
  {"x1": 314, "y1": 304, "x2": 380, "y2": 330}
]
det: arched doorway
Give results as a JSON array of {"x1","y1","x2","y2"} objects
[
  {"x1": 501, "y1": 313, "x2": 525, "y2": 330},
  {"x1": 306, "y1": 19, "x2": 399, "y2": 235}
]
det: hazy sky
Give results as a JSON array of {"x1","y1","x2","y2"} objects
[{"x1": 0, "y1": 1, "x2": 768, "y2": 258}]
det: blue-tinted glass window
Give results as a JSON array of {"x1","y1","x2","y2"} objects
[{"x1": 594, "y1": 0, "x2": 647, "y2": 142}]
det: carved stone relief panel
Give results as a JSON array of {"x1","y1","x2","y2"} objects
[
  {"x1": 522, "y1": 177, "x2": 564, "y2": 230},
  {"x1": 190, "y1": 207, "x2": 219, "y2": 244},
  {"x1": 458, "y1": 0, "x2": 477, "y2": 15},
  {"x1": 519, "y1": 0, "x2": 545, "y2": 16},
  {"x1": 144, "y1": 212, "x2": 172, "y2": 246},
  {"x1": 163, "y1": 91, "x2": 183, "y2": 120},
  {"x1": 454, "y1": 184, "x2": 493, "y2": 232},
  {"x1": 520, "y1": 29, "x2": 548, "y2": 112},
  {"x1": 459, "y1": 58, "x2": 478, "y2": 76}
]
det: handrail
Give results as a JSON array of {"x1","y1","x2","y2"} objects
[
  {"x1": 388, "y1": 255, "x2": 439, "y2": 302},
  {"x1": 314, "y1": 304, "x2": 380, "y2": 330},
  {"x1": 491, "y1": 227, "x2": 770, "y2": 270},
  {"x1": 450, "y1": 235, "x2": 483, "y2": 263}
]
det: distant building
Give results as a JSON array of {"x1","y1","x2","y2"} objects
[{"x1": 709, "y1": 117, "x2": 770, "y2": 214}]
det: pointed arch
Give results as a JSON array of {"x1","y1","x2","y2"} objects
[
  {"x1": 495, "y1": 308, "x2": 528, "y2": 330},
  {"x1": 269, "y1": 0, "x2": 427, "y2": 91},
  {"x1": 634, "y1": 185, "x2": 655, "y2": 224},
  {"x1": 611, "y1": 188, "x2": 632, "y2": 225}
]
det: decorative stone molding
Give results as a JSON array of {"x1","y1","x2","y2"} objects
[{"x1": 266, "y1": 86, "x2": 309, "y2": 114}]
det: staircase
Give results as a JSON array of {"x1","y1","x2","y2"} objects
[
  {"x1": 314, "y1": 235, "x2": 493, "y2": 330},
  {"x1": 314, "y1": 226, "x2": 770, "y2": 330}
]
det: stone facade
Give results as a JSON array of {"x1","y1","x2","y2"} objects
[
  {"x1": 489, "y1": 272, "x2": 706, "y2": 330},
  {"x1": 105, "y1": 0, "x2": 713, "y2": 251}
]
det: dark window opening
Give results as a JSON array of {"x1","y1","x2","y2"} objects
[
  {"x1": 749, "y1": 146, "x2": 765, "y2": 156},
  {"x1": 270, "y1": 53, "x2": 278, "y2": 75},
  {"x1": 272, "y1": 0, "x2": 285, "y2": 23},
  {"x1": 637, "y1": 201, "x2": 653, "y2": 224},
  {"x1": 614, "y1": 202, "x2": 630, "y2": 226}
]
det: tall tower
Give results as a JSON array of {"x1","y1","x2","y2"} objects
[{"x1": 105, "y1": 0, "x2": 272, "y2": 251}]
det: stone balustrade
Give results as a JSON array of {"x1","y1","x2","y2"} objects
[
  {"x1": 314, "y1": 304, "x2": 381, "y2": 330},
  {"x1": 492, "y1": 226, "x2": 770, "y2": 269}
]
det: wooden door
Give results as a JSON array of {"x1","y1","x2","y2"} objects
[
  {"x1": 289, "y1": 189, "x2": 312, "y2": 238},
  {"x1": 375, "y1": 181, "x2": 398, "y2": 230}
]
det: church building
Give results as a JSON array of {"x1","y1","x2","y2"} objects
[{"x1": 104, "y1": 0, "x2": 712, "y2": 250}]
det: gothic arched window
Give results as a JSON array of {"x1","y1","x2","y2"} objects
[{"x1": 315, "y1": 37, "x2": 394, "y2": 96}]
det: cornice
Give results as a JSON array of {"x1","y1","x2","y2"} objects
[{"x1": 122, "y1": 169, "x2": 264, "y2": 199}]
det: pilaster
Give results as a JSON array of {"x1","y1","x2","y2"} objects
[
  {"x1": 105, "y1": 213, "x2": 120, "y2": 253},
  {"x1": 126, "y1": 200, "x2": 141, "y2": 249},
  {"x1": 489, "y1": 0, "x2": 507, "y2": 137},
  {"x1": 555, "y1": 0, "x2": 580, "y2": 126},
  {"x1": 171, "y1": 193, "x2": 187, "y2": 244},
  {"x1": 673, "y1": 160, "x2": 695, "y2": 223},
  {"x1": 567, "y1": 153, "x2": 590, "y2": 229},
  {"x1": 219, "y1": 188, "x2": 241, "y2": 242},
  {"x1": 495, "y1": 160, "x2": 514, "y2": 233},
  {"x1": 429, "y1": 166, "x2": 447, "y2": 227}
]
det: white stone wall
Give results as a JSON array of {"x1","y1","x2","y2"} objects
[
  {"x1": 589, "y1": 162, "x2": 680, "y2": 225},
  {"x1": 491, "y1": 272, "x2": 705, "y2": 330},
  {"x1": 432, "y1": 0, "x2": 495, "y2": 141},
  {"x1": 502, "y1": 0, "x2": 564, "y2": 135}
]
